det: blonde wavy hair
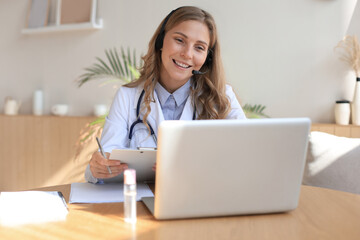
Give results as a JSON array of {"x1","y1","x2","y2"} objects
[{"x1": 126, "y1": 6, "x2": 231, "y2": 130}]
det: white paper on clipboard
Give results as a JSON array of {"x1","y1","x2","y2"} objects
[{"x1": 109, "y1": 149, "x2": 157, "y2": 182}]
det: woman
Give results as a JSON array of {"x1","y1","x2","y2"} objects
[{"x1": 85, "y1": 6, "x2": 246, "y2": 183}]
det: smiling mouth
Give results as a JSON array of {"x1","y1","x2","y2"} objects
[{"x1": 173, "y1": 59, "x2": 191, "y2": 69}]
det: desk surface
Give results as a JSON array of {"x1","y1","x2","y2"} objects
[{"x1": 1, "y1": 184, "x2": 360, "y2": 240}]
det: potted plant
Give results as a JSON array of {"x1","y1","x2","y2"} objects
[
  {"x1": 335, "y1": 35, "x2": 360, "y2": 125},
  {"x1": 335, "y1": 35, "x2": 360, "y2": 77}
]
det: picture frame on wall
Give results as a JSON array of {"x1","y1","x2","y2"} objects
[
  {"x1": 60, "y1": 0, "x2": 92, "y2": 24},
  {"x1": 27, "y1": 0, "x2": 50, "y2": 28},
  {"x1": 21, "y1": 0, "x2": 102, "y2": 34}
]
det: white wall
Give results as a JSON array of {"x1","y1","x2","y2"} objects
[{"x1": 0, "y1": 0, "x2": 358, "y2": 122}]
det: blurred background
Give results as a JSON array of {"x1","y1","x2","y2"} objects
[{"x1": 1, "y1": 0, "x2": 359, "y2": 122}]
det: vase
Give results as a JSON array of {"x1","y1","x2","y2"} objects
[
  {"x1": 335, "y1": 100, "x2": 350, "y2": 125},
  {"x1": 4, "y1": 97, "x2": 21, "y2": 115},
  {"x1": 351, "y1": 78, "x2": 360, "y2": 125},
  {"x1": 33, "y1": 90, "x2": 44, "y2": 115}
]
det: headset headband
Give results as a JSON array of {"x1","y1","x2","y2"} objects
[{"x1": 155, "y1": 7, "x2": 183, "y2": 51}]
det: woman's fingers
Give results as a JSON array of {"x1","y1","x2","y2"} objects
[
  {"x1": 91, "y1": 164, "x2": 127, "y2": 178},
  {"x1": 93, "y1": 171, "x2": 120, "y2": 179},
  {"x1": 97, "y1": 157, "x2": 121, "y2": 167},
  {"x1": 89, "y1": 151, "x2": 128, "y2": 178},
  {"x1": 92, "y1": 164, "x2": 126, "y2": 174},
  {"x1": 91, "y1": 164, "x2": 124, "y2": 174}
]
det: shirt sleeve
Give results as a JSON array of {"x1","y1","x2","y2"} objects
[
  {"x1": 225, "y1": 85, "x2": 247, "y2": 119},
  {"x1": 85, "y1": 164, "x2": 99, "y2": 184},
  {"x1": 84, "y1": 86, "x2": 134, "y2": 184},
  {"x1": 101, "y1": 87, "x2": 133, "y2": 152}
]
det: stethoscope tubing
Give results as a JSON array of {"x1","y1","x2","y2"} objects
[{"x1": 128, "y1": 89, "x2": 196, "y2": 144}]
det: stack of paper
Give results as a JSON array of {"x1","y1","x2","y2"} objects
[
  {"x1": 0, "y1": 191, "x2": 68, "y2": 226},
  {"x1": 69, "y1": 182, "x2": 154, "y2": 203}
]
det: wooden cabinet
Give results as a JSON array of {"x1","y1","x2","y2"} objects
[
  {"x1": 311, "y1": 123, "x2": 360, "y2": 138},
  {"x1": 0, "y1": 115, "x2": 97, "y2": 191},
  {"x1": 1, "y1": 117, "x2": 358, "y2": 191}
]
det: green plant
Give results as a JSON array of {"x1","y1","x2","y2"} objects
[
  {"x1": 243, "y1": 104, "x2": 269, "y2": 119},
  {"x1": 77, "y1": 47, "x2": 141, "y2": 87}
]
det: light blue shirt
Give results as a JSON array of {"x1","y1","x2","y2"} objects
[{"x1": 155, "y1": 80, "x2": 191, "y2": 120}]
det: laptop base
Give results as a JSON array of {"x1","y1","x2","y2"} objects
[{"x1": 142, "y1": 197, "x2": 155, "y2": 215}]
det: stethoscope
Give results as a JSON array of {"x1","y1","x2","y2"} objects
[{"x1": 128, "y1": 89, "x2": 196, "y2": 144}]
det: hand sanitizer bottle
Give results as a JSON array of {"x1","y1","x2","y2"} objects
[{"x1": 124, "y1": 169, "x2": 137, "y2": 223}]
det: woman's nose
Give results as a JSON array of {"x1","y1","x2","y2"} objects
[{"x1": 181, "y1": 45, "x2": 192, "y2": 59}]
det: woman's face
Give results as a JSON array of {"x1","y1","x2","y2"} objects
[{"x1": 160, "y1": 20, "x2": 210, "y2": 93}]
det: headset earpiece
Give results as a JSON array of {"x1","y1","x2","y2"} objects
[
  {"x1": 155, "y1": 8, "x2": 182, "y2": 51},
  {"x1": 155, "y1": 32, "x2": 165, "y2": 51},
  {"x1": 206, "y1": 50, "x2": 213, "y2": 67},
  {"x1": 201, "y1": 48, "x2": 213, "y2": 71}
]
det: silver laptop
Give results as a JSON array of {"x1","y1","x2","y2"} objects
[{"x1": 142, "y1": 118, "x2": 310, "y2": 220}]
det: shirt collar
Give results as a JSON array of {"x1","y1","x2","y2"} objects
[{"x1": 155, "y1": 79, "x2": 191, "y2": 106}]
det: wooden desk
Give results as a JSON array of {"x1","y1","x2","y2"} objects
[{"x1": 1, "y1": 184, "x2": 360, "y2": 240}]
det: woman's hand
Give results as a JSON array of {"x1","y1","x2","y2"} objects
[
  {"x1": 89, "y1": 151, "x2": 128, "y2": 179},
  {"x1": 152, "y1": 163, "x2": 156, "y2": 171}
]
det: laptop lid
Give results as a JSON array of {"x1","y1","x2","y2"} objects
[{"x1": 144, "y1": 118, "x2": 310, "y2": 220}]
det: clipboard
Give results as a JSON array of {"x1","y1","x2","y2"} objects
[{"x1": 109, "y1": 149, "x2": 157, "y2": 182}]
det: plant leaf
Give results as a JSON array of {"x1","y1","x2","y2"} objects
[
  {"x1": 129, "y1": 64, "x2": 140, "y2": 79},
  {"x1": 114, "y1": 48, "x2": 125, "y2": 76},
  {"x1": 121, "y1": 46, "x2": 129, "y2": 78},
  {"x1": 96, "y1": 57, "x2": 112, "y2": 73},
  {"x1": 243, "y1": 104, "x2": 269, "y2": 119},
  {"x1": 105, "y1": 49, "x2": 119, "y2": 76},
  {"x1": 76, "y1": 46, "x2": 141, "y2": 87}
]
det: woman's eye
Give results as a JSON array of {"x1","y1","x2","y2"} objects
[
  {"x1": 196, "y1": 46, "x2": 205, "y2": 51},
  {"x1": 175, "y1": 38, "x2": 183, "y2": 43}
]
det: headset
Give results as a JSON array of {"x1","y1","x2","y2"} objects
[{"x1": 154, "y1": 7, "x2": 213, "y2": 75}]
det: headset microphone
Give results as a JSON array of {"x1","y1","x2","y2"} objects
[{"x1": 192, "y1": 70, "x2": 207, "y2": 75}]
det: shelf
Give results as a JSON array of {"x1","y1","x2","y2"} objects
[
  {"x1": 311, "y1": 123, "x2": 360, "y2": 138},
  {"x1": 21, "y1": 19, "x2": 103, "y2": 34},
  {"x1": 23, "y1": 0, "x2": 102, "y2": 35}
]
